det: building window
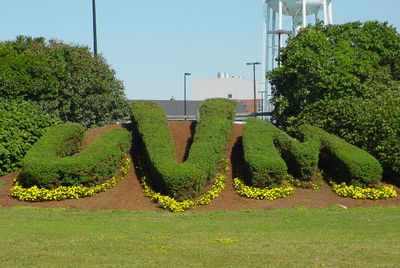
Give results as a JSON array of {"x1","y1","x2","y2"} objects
[{"x1": 227, "y1": 94, "x2": 232, "y2": 99}]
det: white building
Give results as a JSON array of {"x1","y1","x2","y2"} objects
[{"x1": 192, "y1": 73, "x2": 264, "y2": 113}]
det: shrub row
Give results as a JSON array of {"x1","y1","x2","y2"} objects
[
  {"x1": 242, "y1": 118, "x2": 382, "y2": 188},
  {"x1": 11, "y1": 158, "x2": 131, "y2": 201},
  {"x1": 131, "y1": 98, "x2": 235, "y2": 200},
  {"x1": 18, "y1": 123, "x2": 132, "y2": 189},
  {"x1": 299, "y1": 125, "x2": 383, "y2": 186},
  {"x1": 242, "y1": 118, "x2": 289, "y2": 188},
  {"x1": 242, "y1": 118, "x2": 320, "y2": 188}
]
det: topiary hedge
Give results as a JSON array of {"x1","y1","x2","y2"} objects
[
  {"x1": 292, "y1": 92, "x2": 400, "y2": 183},
  {"x1": 0, "y1": 99, "x2": 61, "y2": 176},
  {"x1": 299, "y1": 125, "x2": 383, "y2": 187},
  {"x1": 243, "y1": 118, "x2": 319, "y2": 188},
  {"x1": 242, "y1": 118, "x2": 382, "y2": 188},
  {"x1": 131, "y1": 98, "x2": 235, "y2": 200},
  {"x1": 267, "y1": 22, "x2": 400, "y2": 182},
  {"x1": 18, "y1": 123, "x2": 132, "y2": 189}
]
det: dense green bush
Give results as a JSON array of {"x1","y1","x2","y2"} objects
[
  {"x1": 269, "y1": 21, "x2": 400, "y2": 127},
  {"x1": 293, "y1": 92, "x2": 400, "y2": 182},
  {"x1": 268, "y1": 21, "x2": 400, "y2": 181},
  {"x1": 0, "y1": 99, "x2": 61, "y2": 176},
  {"x1": 242, "y1": 118, "x2": 289, "y2": 187},
  {"x1": 299, "y1": 125, "x2": 383, "y2": 186},
  {"x1": 243, "y1": 118, "x2": 319, "y2": 187},
  {"x1": 131, "y1": 98, "x2": 235, "y2": 200},
  {"x1": 18, "y1": 123, "x2": 132, "y2": 189},
  {"x1": 0, "y1": 35, "x2": 129, "y2": 128},
  {"x1": 242, "y1": 118, "x2": 382, "y2": 188},
  {"x1": 186, "y1": 99, "x2": 236, "y2": 178}
]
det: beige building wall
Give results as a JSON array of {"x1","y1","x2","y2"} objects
[{"x1": 192, "y1": 76, "x2": 263, "y2": 101}]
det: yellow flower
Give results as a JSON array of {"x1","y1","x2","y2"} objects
[
  {"x1": 141, "y1": 172, "x2": 226, "y2": 212},
  {"x1": 233, "y1": 178, "x2": 294, "y2": 200},
  {"x1": 330, "y1": 181, "x2": 397, "y2": 200}
]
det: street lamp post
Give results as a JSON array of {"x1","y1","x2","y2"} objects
[
  {"x1": 184, "y1": 73, "x2": 191, "y2": 119},
  {"x1": 258, "y1": 90, "x2": 266, "y2": 120},
  {"x1": 246, "y1": 62, "x2": 262, "y2": 116},
  {"x1": 92, "y1": 0, "x2": 98, "y2": 56}
]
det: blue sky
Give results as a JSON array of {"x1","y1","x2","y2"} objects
[{"x1": 1, "y1": 0, "x2": 399, "y2": 100}]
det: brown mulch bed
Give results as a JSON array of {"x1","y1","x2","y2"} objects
[{"x1": 0, "y1": 121, "x2": 399, "y2": 211}]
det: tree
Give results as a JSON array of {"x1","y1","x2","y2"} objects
[
  {"x1": 0, "y1": 36, "x2": 130, "y2": 128},
  {"x1": 268, "y1": 21, "x2": 400, "y2": 181},
  {"x1": 269, "y1": 21, "x2": 400, "y2": 127}
]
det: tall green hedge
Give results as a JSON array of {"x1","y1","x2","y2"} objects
[
  {"x1": 0, "y1": 99, "x2": 61, "y2": 176},
  {"x1": 131, "y1": 98, "x2": 235, "y2": 200},
  {"x1": 242, "y1": 118, "x2": 382, "y2": 188},
  {"x1": 18, "y1": 123, "x2": 132, "y2": 189},
  {"x1": 300, "y1": 125, "x2": 383, "y2": 186}
]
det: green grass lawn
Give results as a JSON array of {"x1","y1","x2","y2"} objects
[{"x1": 0, "y1": 206, "x2": 399, "y2": 268}]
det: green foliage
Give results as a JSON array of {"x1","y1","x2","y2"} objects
[
  {"x1": 268, "y1": 21, "x2": 400, "y2": 180},
  {"x1": 187, "y1": 99, "x2": 236, "y2": 178},
  {"x1": 243, "y1": 118, "x2": 320, "y2": 187},
  {"x1": 242, "y1": 119, "x2": 382, "y2": 188},
  {"x1": 130, "y1": 98, "x2": 235, "y2": 200},
  {"x1": 0, "y1": 99, "x2": 61, "y2": 176},
  {"x1": 18, "y1": 123, "x2": 132, "y2": 189},
  {"x1": 293, "y1": 92, "x2": 400, "y2": 182},
  {"x1": 242, "y1": 118, "x2": 289, "y2": 187},
  {"x1": 299, "y1": 125, "x2": 383, "y2": 186},
  {"x1": 0, "y1": 35, "x2": 130, "y2": 128},
  {"x1": 269, "y1": 21, "x2": 400, "y2": 127}
]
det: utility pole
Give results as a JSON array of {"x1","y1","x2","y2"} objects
[
  {"x1": 184, "y1": 73, "x2": 191, "y2": 119},
  {"x1": 92, "y1": 0, "x2": 98, "y2": 56},
  {"x1": 246, "y1": 62, "x2": 262, "y2": 116}
]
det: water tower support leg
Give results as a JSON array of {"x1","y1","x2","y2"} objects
[
  {"x1": 278, "y1": 1, "x2": 283, "y2": 30},
  {"x1": 264, "y1": 3, "x2": 271, "y2": 113},
  {"x1": 278, "y1": 1, "x2": 283, "y2": 50},
  {"x1": 302, "y1": 0, "x2": 307, "y2": 27},
  {"x1": 272, "y1": 11, "x2": 277, "y2": 70},
  {"x1": 323, "y1": 0, "x2": 328, "y2": 25},
  {"x1": 328, "y1": 1, "x2": 333, "y2": 24}
]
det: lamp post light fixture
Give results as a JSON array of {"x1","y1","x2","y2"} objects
[
  {"x1": 246, "y1": 62, "x2": 262, "y2": 116},
  {"x1": 184, "y1": 73, "x2": 191, "y2": 119},
  {"x1": 92, "y1": 0, "x2": 98, "y2": 56}
]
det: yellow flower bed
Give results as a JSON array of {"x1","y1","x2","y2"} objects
[
  {"x1": 331, "y1": 181, "x2": 398, "y2": 200},
  {"x1": 287, "y1": 170, "x2": 324, "y2": 190},
  {"x1": 234, "y1": 178, "x2": 294, "y2": 200},
  {"x1": 142, "y1": 173, "x2": 226, "y2": 212},
  {"x1": 10, "y1": 158, "x2": 131, "y2": 202}
]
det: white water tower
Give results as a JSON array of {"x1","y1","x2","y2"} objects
[{"x1": 262, "y1": 0, "x2": 333, "y2": 113}]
